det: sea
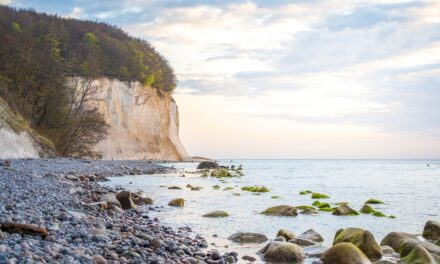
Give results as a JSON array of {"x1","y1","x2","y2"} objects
[{"x1": 102, "y1": 159, "x2": 440, "y2": 263}]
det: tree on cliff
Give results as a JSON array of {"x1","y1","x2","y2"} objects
[{"x1": 0, "y1": 6, "x2": 177, "y2": 157}]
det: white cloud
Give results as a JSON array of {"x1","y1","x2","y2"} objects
[{"x1": 0, "y1": 0, "x2": 12, "y2": 5}]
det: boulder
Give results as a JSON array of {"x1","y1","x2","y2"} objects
[
  {"x1": 202, "y1": 211, "x2": 229, "y2": 218},
  {"x1": 333, "y1": 228, "x2": 382, "y2": 260},
  {"x1": 132, "y1": 197, "x2": 153, "y2": 205},
  {"x1": 332, "y1": 204, "x2": 359, "y2": 216},
  {"x1": 380, "y1": 245, "x2": 397, "y2": 256},
  {"x1": 101, "y1": 193, "x2": 122, "y2": 208},
  {"x1": 300, "y1": 208, "x2": 319, "y2": 215},
  {"x1": 228, "y1": 232, "x2": 268, "y2": 243},
  {"x1": 261, "y1": 205, "x2": 298, "y2": 216},
  {"x1": 197, "y1": 161, "x2": 219, "y2": 169},
  {"x1": 289, "y1": 237, "x2": 316, "y2": 246},
  {"x1": 423, "y1": 220, "x2": 440, "y2": 241},
  {"x1": 360, "y1": 204, "x2": 375, "y2": 214},
  {"x1": 399, "y1": 238, "x2": 440, "y2": 258},
  {"x1": 259, "y1": 241, "x2": 305, "y2": 262},
  {"x1": 321, "y1": 242, "x2": 372, "y2": 264},
  {"x1": 168, "y1": 198, "x2": 184, "y2": 207},
  {"x1": 299, "y1": 229, "x2": 324, "y2": 243},
  {"x1": 115, "y1": 191, "x2": 136, "y2": 210},
  {"x1": 277, "y1": 229, "x2": 295, "y2": 240},
  {"x1": 380, "y1": 232, "x2": 417, "y2": 252},
  {"x1": 0, "y1": 223, "x2": 48, "y2": 238},
  {"x1": 398, "y1": 245, "x2": 436, "y2": 264}
]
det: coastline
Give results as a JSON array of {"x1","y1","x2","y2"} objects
[{"x1": 0, "y1": 158, "x2": 236, "y2": 263}]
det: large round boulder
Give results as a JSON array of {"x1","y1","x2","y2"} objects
[
  {"x1": 115, "y1": 191, "x2": 136, "y2": 210},
  {"x1": 321, "y1": 242, "x2": 372, "y2": 264},
  {"x1": 398, "y1": 245, "x2": 436, "y2": 264},
  {"x1": 197, "y1": 161, "x2": 219, "y2": 169},
  {"x1": 333, "y1": 227, "x2": 382, "y2": 260},
  {"x1": 202, "y1": 211, "x2": 229, "y2": 218},
  {"x1": 423, "y1": 220, "x2": 440, "y2": 241},
  {"x1": 259, "y1": 241, "x2": 305, "y2": 263},
  {"x1": 380, "y1": 232, "x2": 417, "y2": 252},
  {"x1": 228, "y1": 232, "x2": 268, "y2": 243},
  {"x1": 261, "y1": 205, "x2": 298, "y2": 216}
]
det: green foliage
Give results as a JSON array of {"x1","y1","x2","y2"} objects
[
  {"x1": 82, "y1": 32, "x2": 98, "y2": 49},
  {"x1": 11, "y1": 21, "x2": 21, "y2": 32}
]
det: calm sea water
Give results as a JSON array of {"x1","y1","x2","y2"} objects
[{"x1": 103, "y1": 160, "x2": 440, "y2": 263}]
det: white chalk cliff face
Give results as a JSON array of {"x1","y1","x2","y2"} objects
[
  {"x1": 0, "y1": 98, "x2": 40, "y2": 158},
  {"x1": 91, "y1": 78, "x2": 190, "y2": 161}
]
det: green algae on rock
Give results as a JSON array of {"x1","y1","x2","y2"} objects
[
  {"x1": 311, "y1": 193, "x2": 330, "y2": 199},
  {"x1": 321, "y1": 242, "x2": 372, "y2": 264},
  {"x1": 333, "y1": 227, "x2": 382, "y2": 260},
  {"x1": 299, "y1": 190, "x2": 313, "y2": 195},
  {"x1": 261, "y1": 205, "x2": 298, "y2": 216},
  {"x1": 360, "y1": 204, "x2": 375, "y2": 214},
  {"x1": 241, "y1": 186, "x2": 270, "y2": 193},
  {"x1": 202, "y1": 211, "x2": 229, "y2": 218},
  {"x1": 332, "y1": 204, "x2": 359, "y2": 216},
  {"x1": 365, "y1": 199, "x2": 384, "y2": 204}
]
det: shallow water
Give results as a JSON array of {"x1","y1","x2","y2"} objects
[{"x1": 103, "y1": 159, "x2": 440, "y2": 263}]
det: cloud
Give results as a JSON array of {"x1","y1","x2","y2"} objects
[{"x1": 0, "y1": 0, "x2": 12, "y2": 5}]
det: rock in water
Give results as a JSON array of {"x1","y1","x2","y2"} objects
[
  {"x1": 299, "y1": 229, "x2": 324, "y2": 243},
  {"x1": 132, "y1": 197, "x2": 153, "y2": 205},
  {"x1": 398, "y1": 245, "x2": 436, "y2": 264},
  {"x1": 332, "y1": 204, "x2": 359, "y2": 216},
  {"x1": 0, "y1": 223, "x2": 48, "y2": 238},
  {"x1": 228, "y1": 232, "x2": 268, "y2": 243},
  {"x1": 333, "y1": 227, "x2": 382, "y2": 260},
  {"x1": 168, "y1": 198, "x2": 184, "y2": 207},
  {"x1": 321, "y1": 242, "x2": 372, "y2": 264},
  {"x1": 261, "y1": 205, "x2": 298, "y2": 216},
  {"x1": 423, "y1": 220, "x2": 440, "y2": 241},
  {"x1": 380, "y1": 232, "x2": 417, "y2": 252},
  {"x1": 360, "y1": 204, "x2": 375, "y2": 214},
  {"x1": 276, "y1": 229, "x2": 295, "y2": 240},
  {"x1": 197, "y1": 161, "x2": 219, "y2": 169},
  {"x1": 115, "y1": 191, "x2": 136, "y2": 210},
  {"x1": 259, "y1": 241, "x2": 305, "y2": 262},
  {"x1": 202, "y1": 211, "x2": 229, "y2": 218}
]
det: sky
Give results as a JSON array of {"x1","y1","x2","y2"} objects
[{"x1": 4, "y1": 0, "x2": 440, "y2": 159}]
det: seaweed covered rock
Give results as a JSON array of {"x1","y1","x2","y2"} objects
[
  {"x1": 321, "y1": 242, "x2": 372, "y2": 264},
  {"x1": 202, "y1": 211, "x2": 229, "y2": 218},
  {"x1": 261, "y1": 205, "x2": 298, "y2": 216},
  {"x1": 311, "y1": 193, "x2": 330, "y2": 199},
  {"x1": 365, "y1": 199, "x2": 384, "y2": 204},
  {"x1": 115, "y1": 191, "x2": 136, "y2": 210},
  {"x1": 332, "y1": 204, "x2": 359, "y2": 216},
  {"x1": 241, "y1": 186, "x2": 270, "y2": 193},
  {"x1": 380, "y1": 232, "x2": 417, "y2": 252},
  {"x1": 333, "y1": 227, "x2": 382, "y2": 259},
  {"x1": 360, "y1": 204, "x2": 375, "y2": 214},
  {"x1": 168, "y1": 198, "x2": 184, "y2": 207},
  {"x1": 276, "y1": 229, "x2": 295, "y2": 241},
  {"x1": 423, "y1": 220, "x2": 440, "y2": 241},
  {"x1": 259, "y1": 241, "x2": 305, "y2": 263},
  {"x1": 197, "y1": 161, "x2": 219, "y2": 169},
  {"x1": 228, "y1": 232, "x2": 268, "y2": 243},
  {"x1": 398, "y1": 245, "x2": 436, "y2": 264}
]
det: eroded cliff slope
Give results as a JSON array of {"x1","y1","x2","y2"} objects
[{"x1": 91, "y1": 78, "x2": 190, "y2": 161}]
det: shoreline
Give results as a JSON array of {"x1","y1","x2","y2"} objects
[{"x1": 0, "y1": 158, "x2": 237, "y2": 263}]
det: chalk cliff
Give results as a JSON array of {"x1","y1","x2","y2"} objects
[{"x1": 90, "y1": 78, "x2": 190, "y2": 161}]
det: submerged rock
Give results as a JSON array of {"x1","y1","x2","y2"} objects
[
  {"x1": 168, "y1": 198, "x2": 184, "y2": 207},
  {"x1": 332, "y1": 204, "x2": 359, "y2": 216},
  {"x1": 365, "y1": 199, "x2": 384, "y2": 204},
  {"x1": 300, "y1": 208, "x2": 319, "y2": 215},
  {"x1": 228, "y1": 232, "x2": 268, "y2": 243},
  {"x1": 333, "y1": 227, "x2": 382, "y2": 260},
  {"x1": 259, "y1": 241, "x2": 305, "y2": 263},
  {"x1": 321, "y1": 242, "x2": 372, "y2": 264},
  {"x1": 423, "y1": 220, "x2": 440, "y2": 241},
  {"x1": 202, "y1": 211, "x2": 229, "y2": 218},
  {"x1": 261, "y1": 205, "x2": 298, "y2": 216},
  {"x1": 299, "y1": 229, "x2": 324, "y2": 243},
  {"x1": 197, "y1": 161, "x2": 219, "y2": 169}
]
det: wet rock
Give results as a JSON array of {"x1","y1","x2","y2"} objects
[
  {"x1": 168, "y1": 186, "x2": 182, "y2": 190},
  {"x1": 228, "y1": 232, "x2": 268, "y2": 243},
  {"x1": 261, "y1": 205, "x2": 298, "y2": 216},
  {"x1": 423, "y1": 220, "x2": 440, "y2": 241},
  {"x1": 277, "y1": 229, "x2": 295, "y2": 240},
  {"x1": 399, "y1": 238, "x2": 440, "y2": 258},
  {"x1": 398, "y1": 245, "x2": 436, "y2": 264},
  {"x1": 168, "y1": 198, "x2": 184, "y2": 207},
  {"x1": 380, "y1": 232, "x2": 417, "y2": 252},
  {"x1": 360, "y1": 204, "x2": 375, "y2": 214},
  {"x1": 202, "y1": 211, "x2": 229, "y2": 218},
  {"x1": 380, "y1": 245, "x2": 397, "y2": 255},
  {"x1": 242, "y1": 255, "x2": 256, "y2": 262},
  {"x1": 321, "y1": 242, "x2": 372, "y2": 264},
  {"x1": 289, "y1": 237, "x2": 316, "y2": 246},
  {"x1": 197, "y1": 161, "x2": 219, "y2": 169},
  {"x1": 304, "y1": 245, "x2": 328, "y2": 258},
  {"x1": 115, "y1": 191, "x2": 136, "y2": 210},
  {"x1": 259, "y1": 241, "x2": 305, "y2": 263},
  {"x1": 333, "y1": 227, "x2": 382, "y2": 259},
  {"x1": 300, "y1": 208, "x2": 319, "y2": 215},
  {"x1": 332, "y1": 204, "x2": 359, "y2": 216},
  {"x1": 299, "y1": 229, "x2": 324, "y2": 243},
  {"x1": 132, "y1": 197, "x2": 153, "y2": 205}
]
